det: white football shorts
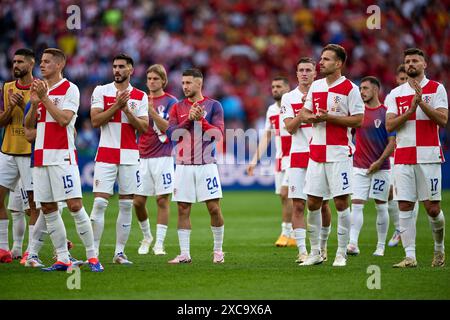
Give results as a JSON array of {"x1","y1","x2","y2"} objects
[
  {"x1": 93, "y1": 162, "x2": 139, "y2": 195},
  {"x1": 352, "y1": 167, "x2": 390, "y2": 202},
  {"x1": 172, "y1": 163, "x2": 222, "y2": 203},
  {"x1": 135, "y1": 157, "x2": 174, "y2": 196}
]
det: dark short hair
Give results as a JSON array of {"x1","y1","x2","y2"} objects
[
  {"x1": 322, "y1": 44, "x2": 347, "y2": 64},
  {"x1": 113, "y1": 53, "x2": 134, "y2": 66},
  {"x1": 272, "y1": 76, "x2": 289, "y2": 86},
  {"x1": 14, "y1": 48, "x2": 35, "y2": 60},
  {"x1": 182, "y1": 68, "x2": 203, "y2": 79},
  {"x1": 43, "y1": 48, "x2": 66, "y2": 62},
  {"x1": 396, "y1": 64, "x2": 406, "y2": 74},
  {"x1": 296, "y1": 57, "x2": 316, "y2": 68},
  {"x1": 404, "y1": 48, "x2": 425, "y2": 60},
  {"x1": 361, "y1": 76, "x2": 381, "y2": 89}
]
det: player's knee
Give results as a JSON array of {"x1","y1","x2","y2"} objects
[
  {"x1": 133, "y1": 197, "x2": 145, "y2": 209},
  {"x1": 67, "y1": 200, "x2": 82, "y2": 212},
  {"x1": 398, "y1": 201, "x2": 414, "y2": 211},
  {"x1": 425, "y1": 204, "x2": 441, "y2": 218},
  {"x1": 293, "y1": 200, "x2": 305, "y2": 214},
  {"x1": 156, "y1": 195, "x2": 169, "y2": 209},
  {"x1": 178, "y1": 202, "x2": 191, "y2": 214},
  {"x1": 41, "y1": 203, "x2": 58, "y2": 214},
  {"x1": 208, "y1": 204, "x2": 221, "y2": 217}
]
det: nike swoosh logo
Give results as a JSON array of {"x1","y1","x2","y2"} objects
[
  {"x1": 164, "y1": 185, "x2": 171, "y2": 189},
  {"x1": 337, "y1": 232, "x2": 346, "y2": 236},
  {"x1": 314, "y1": 98, "x2": 320, "y2": 101},
  {"x1": 65, "y1": 190, "x2": 73, "y2": 194},
  {"x1": 399, "y1": 101, "x2": 407, "y2": 105},
  {"x1": 137, "y1": 184, "x2": 142, "y2": 188},
  {"x1": 342, "y1": 186, "x2": 350, "y2": 190},
  {"x1": 431, "y1": 192, "x2": 438, "y2": 196},
  {"x1": 180, "y1": 114, "x2": 187, "y2": 118},
  {"x1": 122, "y1": 224, "x2": 131, "y2": 228},
  {"x1": 210, "y1": 190, "x2": 218, "y2": 195},
  {"x1": 80, "y1": 231, "x2": 88, "y2": 235},
  {"x1": 377, "y1": 223, "x2": 385, "y2": 226}
]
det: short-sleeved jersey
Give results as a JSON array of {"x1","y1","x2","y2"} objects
[
  {"x1": 303, "y1": 76, "x2": 364, "y2": 162},
  {"x1": 167, "y1": 97, "x2": 224, "y2": 165},
  {"x1": 34, "y1": 78, "x2": 79, "y2": 167},
  {"x1": 386, "y1": 77, "x2": 448, "y2": 164},
  {"x1": 1, "y1": 80, "x2": 32, "y2": 155},
  {"x1": 138, "y1": 92, "x2": 177, "y2": 158},
  {"x1": 280, "y1": 88, "x2": 312, "y2": 169},
  {"x1": 353, "y1": 105, "x2": 394, "y2": 170},
  {"x1": 91, "y1": 82, "x2": 148, "y2": 165},
  {"x1": 264, "y1": 103, "x2": 292, "y2": 171},
  {"x1": 264, "y1": 103, "x2": 282, "y2": 172}
]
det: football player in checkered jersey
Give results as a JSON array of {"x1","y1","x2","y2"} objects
[
  {"x1": 24, "y1": 48, "x2": 103, "y2": 272},
  {"x1": 89, "y1": 54, "x2": 149, "y2": 265},
  {"x1": 386, "y1": 48, "x2": 448, "y2": 268},
  {"x1": 280, "y1": 58, "x2": 332, "y2": 264},
  {"x1": 300, "y1": 44, "x2": 365, "y2": 267}
]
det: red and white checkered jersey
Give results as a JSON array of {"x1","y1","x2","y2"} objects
[
  {"x1": 304, "y1": 76, "x2": 364, "y2": 162},
  {"x1": 385, "y1": 77, "x2": 448, "y2": 164},
  {"x1": 34, "y1": 79, "x2": 79, "y2": 167},
  {"x1": 91, "y1": 82, "x2": 148, "y2": 164},
  {"x1": 264, "y1": 102, "x2": 292, "y2": 172},
  {"x1": 280, "y1": 88, "x2": 312, "y2": 169}
]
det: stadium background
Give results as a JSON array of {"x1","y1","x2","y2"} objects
[{"x1": 0, "y1": 0, "x2": 449, "y2": 189}]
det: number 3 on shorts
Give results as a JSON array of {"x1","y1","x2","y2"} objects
[{"x1": 341, "y1": 172, "x2": 349, "y2": 189}]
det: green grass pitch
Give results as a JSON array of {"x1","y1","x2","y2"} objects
[{"x1": 1, "y1": 191, "x2": 449, "y2": 300}]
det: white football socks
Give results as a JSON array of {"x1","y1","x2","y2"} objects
[
  {"x1": 281, "y1": 222, "x2": 292, "y2": 237},
  {"x1": 349, "y1": 203, "x2": 364, "y2": 246},
  {"x1": 388, "y1": 200, "x2": 400, "y2": 231},
  {"x1": 375, "y1": 203, "x2": 389, "y2": 248},
  {"x1": 28, "y1": 212, "x2": 46, "y2": 257},
  {"x1": 428, "y1": 210, "x2": 445, "y2": 253},
  {"x1": 44, "y1": 211, "x2": 69, "y2": 264},
  {"x1": 115, "y1": 199, "x2": 133, "y2": 255},
  {"x1": 337, "y1": 208, "x2": 351, "y2": 256},
  {"x1": 11, "y1": 211, "x2": 26, "y2": 253},
  {"x1": 293, "y1": 228, "x2": 307, "y2": 254},
  {"x1": 25, "y1": 224, "x2": 35, "y2": 253},
  {"x1": 90, "y1": 197, "x2": 108, "y2": 254},
  {"x1": 211, "y1": 225, "x2": 224, "y2": 252},
  {"x1": 307, "y1": 209, "x2": 322, "y2": 255},
  {"x1": 320, "y1": 224, "x2": 331, "y2": 251},
  {"x1": 71, "y1": 207, "x2": 96, "y2": 259},
  {"x1": 0, "y1": 219, "x2": 9, "y2": 251},
  {"x1": 178, "y1": 229, "x2": 191, "y2": 257},
  {"x1": 155, "y1": 224, "x2": 168, "y2": 248},
  {"x1": 399, "y1": 210, "x2": 416, "y2": 259},
  {"x1": 139, "y1": 219, "x2": 152, "y2": 241}
]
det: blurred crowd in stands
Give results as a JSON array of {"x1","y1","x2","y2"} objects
[{"x1": 0, "y1": 0, "x2": 449, "y2": 155}]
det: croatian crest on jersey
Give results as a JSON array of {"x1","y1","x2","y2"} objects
[
  {"x1": 331, "y1": 95, "x2": 341, "y2": 113},
  {"x1": 52, "y1": 97, "x2": 60, "y2": 106},
  {"x1": 374, "y1": 118, "x2": 382, "y2": 128},
  {"x1": 129, "y1": 101, "x2": 137, "y2": 112},
  {"x1": 280, "y1": 105, "x2": 286, "y2": 114},
  {"x1": 423, "y1": 95, "x2": 431, "y2": 104}
]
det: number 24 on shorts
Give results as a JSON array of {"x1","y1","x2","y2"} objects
[{"x1": 206, "y1": 177, "x2": 219, "y2": 190}]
